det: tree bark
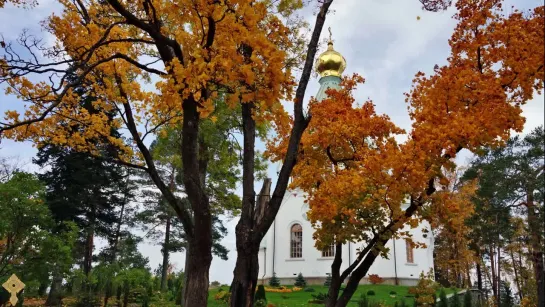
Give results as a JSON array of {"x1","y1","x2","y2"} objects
[
  {"x1": 510, "y1": 249, "x2": 523, "y2": 301},
  {"x1": 230, "y1": 102, "x2": 258, "y2": 307},
  {"x1": 45, "y1": 273, "x2": 63, "y2": 306},
  {"x1": 182, "y1": 238, "x2": 212, "y2": 307},
  {"x1": 526, "y1": 190, "x2": 544, "y2": 307},
  {"x1": 161, "y1": 217, "x2": 171, "y2": 292},
  {"x1": 334, "y1": 238, "x2": 389, "y2": 307},
  {"x1": 496, "y1": 243, "x2": 501, "y2": 307},
  {"x1": 476, "y1": 260, "x2": 483, "y2": 292},
  {"x1": 490, "y1": 245, "x2": 498, "y2": 305},
  {"x1": 325, "y1": 243, "x2": 344, "y2": 307},
  {"x1": 105, "y1": 199, "x2": 126, "y2": 306}
]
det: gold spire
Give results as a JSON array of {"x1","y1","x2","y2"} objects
[{"x1": 315, "y1": 27, "x2": 347, "y2": 78}]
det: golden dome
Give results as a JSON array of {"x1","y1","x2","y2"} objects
[{"x1": 315, "y1": 29, "x2": 346, "y2": 78}]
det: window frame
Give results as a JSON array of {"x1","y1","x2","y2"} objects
[
  {"x1": 290, "y1": 223, "x2": 303, "y2": 258},
  {"x1": 406, "y1": 239, "x2": 414, "y2": 264}
]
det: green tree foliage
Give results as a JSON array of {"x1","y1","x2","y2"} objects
[
  {"x1": 269, "y1": 272, "x2": 280, "y2": 287},
  {"x1": 462, "y1": 126, "x2": 544, "y2": 305},
  {"x1": 0, "y1": 172, "x2": 49, "y2": 277},
  {"x1": 294, "y1": 272, "x2": 307, "y2": 287}
]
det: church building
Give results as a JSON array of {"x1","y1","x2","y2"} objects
[{"x1": 258, "y1": 33, "x2": 435, "y2": 286}]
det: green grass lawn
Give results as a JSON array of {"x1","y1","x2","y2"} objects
[{"x1": 207, "y1": 284, "x2": 423, "y2": 307}]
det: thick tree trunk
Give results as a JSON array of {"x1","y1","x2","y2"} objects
[
  {"x1": 230, "y1": 243, "x2": 260, "y2": 307},
  {"x1": 161, "y1": 217, "x2": 171, "y2": 292},
  {"x1": 325, "y1": 244, "x2": 344, "y2": 307},
  {"x1": 45, "y1": 273, "x2": 63, "y2": 306},
  {"x1": 182, "y1": 237, "x2": 212, "y2": 307},
  {"x1": 526, "y1": 191, "x2": 545, "y2": 307},
  {"x1": 230, "y1": 102, "x2": 258, "y2": 307}
]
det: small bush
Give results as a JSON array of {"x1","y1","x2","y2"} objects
[
  {"x1": 309, "y1": 292, "x2": 329, "y2": 304},
  {"x1": 304, "y1": 287, "x2": 315, "y2": 292},
  {"x1": 357, "y1": 293, "x2": 369, "y2": 307},
  {"x1": 269, "y1": 272, "x2": 281, "y2": 287},
  {"x1": 324, "y1": 273, "x2": 332, "y2": 287},
  {"x1": 255, "y1": 285, "x2": 267, "y2": 302},
  {"x1": 367, "y1": 290, "x2": 376, "y2": 296},
  {"x1": 214, "y1": 289, "x2": 231, "y2": 303},
  {"x1": 368, "y1": 274, "x2": 384, "y2": 285},
  {"x1": 390, "y1": 291, "x2": 397, "y2": 296},
  {"x1": 210, "y1": 281, "x2": 221, "y2": 287},
  {"x1": 294, "y1": 273, "x2": 307, "y2": 287}
]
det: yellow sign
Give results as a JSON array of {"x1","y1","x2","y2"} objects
[{"x1": 2, "y1": 274, "x2": 25, "y2": 306}]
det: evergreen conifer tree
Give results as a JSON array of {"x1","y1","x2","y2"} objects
[
  {"x1": 294, "y1": 273, "x2": 307, "y2": 287},
  {"x1": 324, "y1": 273, "x2": 332, "y2": 287},
  {"x1": 268, "y1": 272, "x2": 280, "y2": 287}
]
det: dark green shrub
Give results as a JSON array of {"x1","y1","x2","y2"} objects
[
  {"x1": 357, "y1": 293, "x2": 369, "y2": 307},
  {"x1": 254, "y1": 299, "x2": 267, "y2": 307},
  {"x1": 304, "y1": 287, "x2": 315, "y2": 292},
  {"x1": 324, "y1": 273, "x2": 332, "y2": 287},
  {"x1": 390, "y1": 291, "x2": 397, "y2": 296},
  {"x1": 294, "y1": 273, "x2": 307, "y2": 287},
  {"x1": 400, "y1": 299, "x2": 407, "y2": 307},
  {"x1": 268, "y1": 272, "x2": 280, "y2": 287},
  {"x1": 464, "y1": 290, "x2": 472, "y2": 307},
  {"x1": 309, "y1": 292, "x2": 329, "y2": 304},
  {"x1": 367, "y1": 290, "x2": 375, "y2": 296},
  {"x1": 255, "y1": 285, "x2": 266, "y2": 302},
  {"x1": 439, "y1": 288, "x2": 448, "y2": 307},
  {"x1": 450, "y1": 291, "x2": 461, "y2": 307}
]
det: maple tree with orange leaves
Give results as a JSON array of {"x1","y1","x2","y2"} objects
[{"x1": 267, "y1": 1, "x2": 544, "y2": 306}]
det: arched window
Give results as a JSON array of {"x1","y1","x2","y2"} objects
[
  {"x1": 322, "y1": 241, "x2": 335, "y2": 258},
  {"x1": 290, "y1": 224, "x2": 303, "y2": 258},
  {"x1": 406, "y1": 239, "x2": 414, "y2": 263}
]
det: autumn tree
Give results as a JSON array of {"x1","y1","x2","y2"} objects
[
  {"x1": 427, "y1": 171, "x2": 477, "y2": 288},
  {"x1": 0, "y1": 1, "x2": 335, "y2": 305},
  {"x1": 267, "y1": 1, "x2": 544, "y2": 306}
]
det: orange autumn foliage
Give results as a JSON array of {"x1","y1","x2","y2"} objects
[
  {"x1": 0, "y1": 0, "x2": 298, "y2": 164},
  {"x1": 267, "y1": 0, "x2": 544, "y2": 255}
]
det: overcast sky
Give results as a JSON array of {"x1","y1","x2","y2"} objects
[{"x1": 1, "y1": 0, "x2": 543, "y2": 284}]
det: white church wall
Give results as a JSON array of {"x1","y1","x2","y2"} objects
[{"x1": 258, "y1": 191, "x2": 435, "y2": 285}]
